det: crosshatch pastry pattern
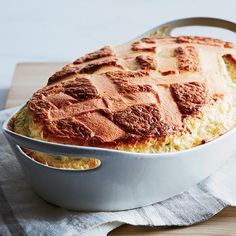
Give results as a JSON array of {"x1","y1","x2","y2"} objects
[{"x1": 12, "y1": 36, "x2": 236, "y2": 159}]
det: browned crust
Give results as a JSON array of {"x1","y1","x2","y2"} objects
[
  {"x1": 112, "y1": 104, "x2": 170, "y2": 136},
  {"x1": 48, "y1": 65, "x2": 77, "y2": 85},
  {"x1": 73, "y1": 46, "x2": 115, "y2": 64},
  {"x1": 43, "y1": 116, "x2": 94, "y2": 141},
  {"x1": 175, "y1": 46, "x2": 201, "y2": 73},
  {"x1": 161, "y1": 70, "x2": 177, "y2": 76},
  {"x1": 136, "y1": 55, "x2": 156, "y2": 70},
  {"x1": 105, "y1": 70, "x2": 150, "y2": 79},
  {"x1": 106, "y1": 70, "x2": 154, "y2": 95},
  {"x1": 20, "y1": 35, "x2": 234, "y2": 148},
  {"x1": 108, "y1": 75, "x2": 152, "y2": 94},
  {"x1": 63, "y1": 77, "x2": 99, "y2": 101},
  {"x1": 223, "y1": 54, "x2": 236, "y2": 66},
  {"x1": 170, "y1": 82, "x2": 208, "y2": 116},
  {"x1": 78, "y1": 58, "x2": 124, "y2": 74},
  {"x1": 141, "y1": 37, "x2": 157, "y2": 44},
  {"x1": 131, "y1": 41, "x2": 156, "y2": 52},
  {"x1": 28, "y1": 96, "x2": 55, "y2": 121},
  {"x1": 176, "y1": 36, "x2": 233, "y2": 48}
]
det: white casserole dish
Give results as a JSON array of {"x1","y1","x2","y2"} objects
[
  {"x1": 3, "y1": 105, "x2": 236, "y2": 211},
  {"x1": 2, "y1": 17, "x2": 236, "y2": 211}
]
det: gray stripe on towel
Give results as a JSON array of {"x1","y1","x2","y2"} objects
[{"x1": 0, "y1": 185, "x2": 26, "y2": 236}]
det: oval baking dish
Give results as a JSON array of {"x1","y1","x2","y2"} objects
[
  {"x1": 2, "y1": 17, "x2": 236, "y2": 211},
  {"x1": 3, "y1": 106, "x2": 236, "y2": 211}
]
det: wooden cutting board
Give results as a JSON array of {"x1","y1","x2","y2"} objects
[{"x1": 5, "y1": 63, "x2": 236, "y2": 235}]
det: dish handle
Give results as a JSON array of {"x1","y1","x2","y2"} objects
[{"x1": 136, "y1": 17, "x2": 236, "y2": 39}]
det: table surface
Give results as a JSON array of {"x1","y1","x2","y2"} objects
[{"x1": 5, "y1": 63, "x2": 236, "y2": 235}]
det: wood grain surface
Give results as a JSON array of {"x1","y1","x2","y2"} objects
[{"x1": 5, "y1": 63, "x2": 236, "y2": 235}]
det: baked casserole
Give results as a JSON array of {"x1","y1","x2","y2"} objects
[{"x1": 11, "y1": 36, "x2": 236, "y2": 169}]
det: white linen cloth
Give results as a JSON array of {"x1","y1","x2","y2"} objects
[{"x1": 0, "y1": 107, "x2": 236, "y2": 236}]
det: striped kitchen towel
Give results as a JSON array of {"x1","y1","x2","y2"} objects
[{"x1": 0, "y1": 107, "x2": 236, "y2": 236}]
